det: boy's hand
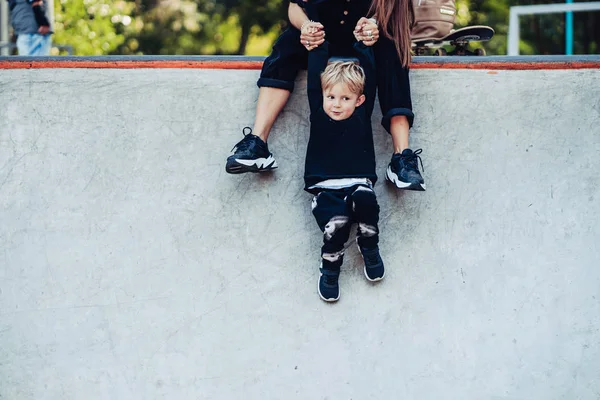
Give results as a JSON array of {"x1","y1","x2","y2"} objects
[
  {"x1": 38, "y1": 25, "x2": 50, "y2": 34},
  {"x1": 354, "y1": 17, "x2": 379, "y2": 46},
  {"x1": 301, "y1": 21, "x2": 325, "y2": 51}
]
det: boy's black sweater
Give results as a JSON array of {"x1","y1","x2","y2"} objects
[{"x1": 304, "y1": 41, "x2": 378, "y2": 194}]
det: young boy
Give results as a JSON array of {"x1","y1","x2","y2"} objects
[{"x1": 304, "y1": 40, "x2": 384, "y2": 303}]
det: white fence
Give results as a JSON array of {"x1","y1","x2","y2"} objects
[{"x1": 508, "y1": 2, "x2": 600, "y2": 55}]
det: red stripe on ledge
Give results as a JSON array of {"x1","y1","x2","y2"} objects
[
  {"x1": 0, "y1": 60, "x2": 265, "y2": 70},
  {"x1": 1, "y1": 59, "x2": 599, "y2": 70},
  {"x1": 411, "y1": 61, "x2": 600, "y2": 70}
]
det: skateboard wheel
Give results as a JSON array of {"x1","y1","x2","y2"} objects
[
  {"x1": 474, "y1": 48, "x2": 486, "y2": 56},
  {"x1": 434, "y1": 48, "x2": 447, "y2": 56}
]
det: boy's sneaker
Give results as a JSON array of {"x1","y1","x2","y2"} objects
[
  {"x1": 358, "y1": 244, "x2": 385, "y2": 281},
  {"x1": 318, "y1": 259, "x2": 342, "y2": 302},
  {"x1": 386, "y1": 148, "x2": 426, "y2": 191},
  {"x1": 225, "y1": 127, "x2": 278, "y2": 174}
]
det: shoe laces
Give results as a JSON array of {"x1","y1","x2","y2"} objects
[
  {"x1": 362, "y1": 248, "x2": 381, "y2": 266},
  {"x1": 230, "y1": 127, "x2": 255, "y2": 152},
  {"x1": 321, "y1": 269, "x2": 339, "y2": 285},
  {"x1": 402, "y1": 148, "x2": 424, "y2": 172}
]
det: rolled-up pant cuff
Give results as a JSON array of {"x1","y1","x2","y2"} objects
[
  {"x1": 382, "y1": 108, "x2": 415, "y2": 133},
  {"x1": 257, "y1": 77, "x2": 295, "y2": 92}
]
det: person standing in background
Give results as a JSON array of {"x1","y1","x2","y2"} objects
[{"x1": 7, "y1": 0, "x2": 52, "y2": 56}]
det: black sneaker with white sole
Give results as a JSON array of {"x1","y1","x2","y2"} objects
[
  {"x1": 318, "y1": 258, "x2": 342, "y2": 302},
  {"x1": 225, "y1": 127, "x2": 278, "y2": 174},
  {"x1": 358, "y1": 244, "x2": 385, "y2": 282},
  {"x1": 386, "y1": 148, "x2": 426, "y2": 191}
]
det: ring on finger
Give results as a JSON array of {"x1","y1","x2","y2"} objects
[{"x1": 366, "y1": 30, "x2": 373, "y2": 37}]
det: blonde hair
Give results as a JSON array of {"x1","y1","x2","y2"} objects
[{"x1": 320, "y1": 61, "x2": 365, "y2": 95}]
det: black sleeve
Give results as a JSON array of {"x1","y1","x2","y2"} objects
[
  {"x1": 307, "y1": 41, "x2": 330, "y2": 114},
  {"x1": 290, "y1": 0, "x2": 328, "y2": 7},
  {"x1": 28, "y1": 0, "x2": 50, "y2": 27},
  {"x1": 289, "y1": 0, "x2": 306, "y2": 7},
  {"x1": 353, "y1": 42, "x2": 377, "y2": 117}
]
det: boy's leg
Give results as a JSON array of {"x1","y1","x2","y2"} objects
[
  {"x1": 312, "y1": 190, "x2": 352, "y2": 302},
  {"x1": 374, "y1": 36, "x2": 425, "y2": 191},
  {"x1": 350, "y1": 185, "x2": 385, "y2": 281},
  {"x1": 226, "y1": 27, "x2": 307, "y2": 174}
]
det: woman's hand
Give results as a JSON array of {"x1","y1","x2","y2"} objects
[
  {"x1": 300, "y1": 21, "x2": 325, "y2": 51},
  {"x1": 354, "y1": 17, "x2": 379, "y2": 46}
]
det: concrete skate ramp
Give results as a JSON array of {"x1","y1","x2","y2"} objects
[{"x1": 1, "y1": 56, "x2": 600, "y2": 399}]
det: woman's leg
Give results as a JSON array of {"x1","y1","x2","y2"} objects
[
  {"x1": 226, "y1": 27, "x2": 306, "y2": 174},
  {"x1": 390, "y1": 115, "x2": 410, "y2": 154},
  {"x1": 374, "y1": 36, "x2": 425, "y2": 191},
  {"x1": 374, "y1": 35, "x2": 414, "y2": 139},
  {"x1": 252, "y1": 87, "x2": 291, "y2": 143},
  {"x1": 254, "y1": 27, "x2": 307, "y2": 141}
]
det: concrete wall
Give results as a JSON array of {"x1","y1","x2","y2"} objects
[{"x1": 1, "y1": 63, "x2": 600, "y2": 399}]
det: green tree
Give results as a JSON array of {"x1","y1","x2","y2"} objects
[
  {"x1": 113, "y1": 0, "x2": 287, "y2": 55},
  {"x1": 216, "y1": 0, "x2": 287, "y2": 54},
  {"x1": 53, "y1": 0, "x2": 135, "y2": 55}
]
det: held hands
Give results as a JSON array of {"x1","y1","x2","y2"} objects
[
  {"x1": 301, "y1": 21, "x2": 325, "y2": 51},
  {"x1": 354, "y1": 17, "x2": 379, "y2": 46}
]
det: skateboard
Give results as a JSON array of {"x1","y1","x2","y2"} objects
[{"x1": 412, "y1": 25, "x2": 495, "y2": 56}]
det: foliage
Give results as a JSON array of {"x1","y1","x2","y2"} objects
[
  {"x1": 52, "y1": 0, "x2": 134, "y2": 55},
  {"x1": 53, "y1": 0, "x2": 288, "y2": 56},
  {"x1": 49, "y1": 0, "x2": 599, "y2": 56}
]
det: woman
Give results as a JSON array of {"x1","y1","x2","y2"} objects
[{"x1": 225, "y1": 0, "x2": 425, "y2": 192}]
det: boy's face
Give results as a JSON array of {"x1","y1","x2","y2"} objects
[{"x1": 322, "y1": 83, "x2": 366, "y2": 121}]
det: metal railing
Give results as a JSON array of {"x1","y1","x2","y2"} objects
[{"x1": 508, "y1": 2, "x2": 600, "y2": 56}]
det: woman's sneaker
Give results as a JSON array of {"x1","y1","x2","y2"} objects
[
  {"x1": 358, "y1": 244, "x2": 385, "y2": 282},
  {"x1": 225, "y1": 127, "x2": 278, "y2": 174},
  {"x1": 318, "y1": 259, "x2": 342, "y2": 302},
  {"x1": 386, "y1": 148, "x2": 426, "y2": 191}
]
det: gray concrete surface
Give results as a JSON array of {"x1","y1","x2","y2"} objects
[{"x1": 1, "y1": 66, "x2": 600, "y2": 399}]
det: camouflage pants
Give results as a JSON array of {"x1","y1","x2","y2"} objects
[{"x1": 311, "y1": 185, "x2": 380, "y2": 266}]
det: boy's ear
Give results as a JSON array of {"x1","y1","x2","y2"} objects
[{"x1": 355, "y1": 94, "x2": 366, "y2": 107}]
